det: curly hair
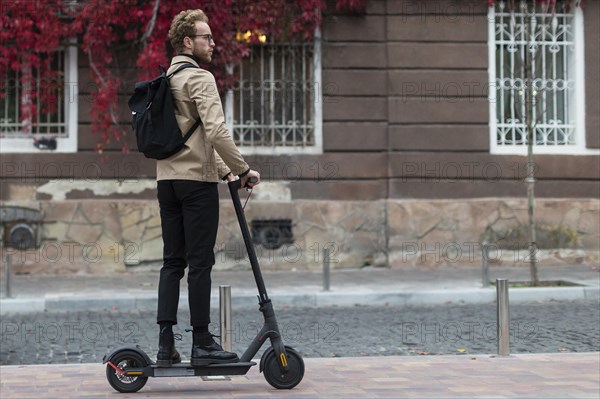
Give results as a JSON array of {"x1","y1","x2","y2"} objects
[{"x1": 168, "y1": 9, "x2": 209, "y2": 53}]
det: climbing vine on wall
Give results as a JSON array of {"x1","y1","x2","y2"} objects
[{"x1": 1, "y1": 0, "x2": 367, "y2": 152}]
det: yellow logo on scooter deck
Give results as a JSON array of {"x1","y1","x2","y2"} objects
[{"x1": 280, "y1": 353, "x2": 288, "y2": 367}]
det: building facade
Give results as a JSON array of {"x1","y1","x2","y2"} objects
[{"x1": 1, "y1": 0, "x2": 598, "y2": 273}]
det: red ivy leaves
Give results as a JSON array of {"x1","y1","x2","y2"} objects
[
  {"x1": 0, "y1": 1, "x2": 67, "y2": 70},
  {"x1": 335, "y1": 0, "x2": 367, "y2": 12},
  {"x1": 1, "y1": 0, "x2": 359, "y2": 151},
  {"x1": 0, "y1": 0, "x2": 68, "y2": 130}
]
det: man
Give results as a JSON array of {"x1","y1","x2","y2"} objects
[{"x1": 156, "y1": 9, "x2": 260, "y2": 367}]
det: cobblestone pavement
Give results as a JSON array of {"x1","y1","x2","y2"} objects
[{"x1": 1, "y1": 300, "x2": 598, "y2": 365}]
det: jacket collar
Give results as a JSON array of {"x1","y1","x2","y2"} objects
[{"x1": 171, "y1": 54, "x2": 201, "y2": 68}]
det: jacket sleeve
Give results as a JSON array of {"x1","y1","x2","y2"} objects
[
  {"x1": 186, "y1": 70, "x2": 249, "y2": 176},
  {"x1": 215, "y1": 152, "x2": 231, "y2": 180}
]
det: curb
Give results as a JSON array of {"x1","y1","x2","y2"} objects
[{"x1": 1, "y1": 286, "x2": 598, "y2": 315}]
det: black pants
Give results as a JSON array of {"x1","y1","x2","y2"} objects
[{"x1": 156, "y1": 180, "x2": 219, "y2": 327}]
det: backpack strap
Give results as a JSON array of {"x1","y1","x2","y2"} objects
[
  {"x1": 183, "y1": 118, "x2": 203, "y2": 141},
  {"x1": 166, "y1": 62, "x2": 202, "y2": 138},
  {"x1": 166, "y1": 63, "x2": 197, "y2": 79}
]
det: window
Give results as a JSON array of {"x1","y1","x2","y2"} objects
[
  {"x1": 488, "y1": 1, "x2": 594, "y2": 154},
  {"x1": 1, "y1": 42, "x2": 78, "y2": 153},
  {"x1": 225, "y1": 33, "x2": 322, "y2": 154}
]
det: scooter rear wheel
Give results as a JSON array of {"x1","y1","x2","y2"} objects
[
  {"x1": 261, "y1": 346, "x2": 304, "y2": 389},
  {"x1": 105, "y1": 350, "x2": 148, "y2": 393}
]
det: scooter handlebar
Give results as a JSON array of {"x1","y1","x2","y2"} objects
[
  {"x1": 245, "y1": 176, "x2": 259, "y2": 188},
  {"x1": 228, "y1": 176, "x2": 258, "y2": 191}
]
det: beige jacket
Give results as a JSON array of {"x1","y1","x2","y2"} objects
[{"x1": 156, "y1": 55, "x2": 249, "y2": 182}]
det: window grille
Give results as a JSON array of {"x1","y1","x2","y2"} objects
[
  {"x1": 227, "y1": 41, "x2": 321, "y2": 154},
  {"x1": 489, "y1": 0, "x2": 588, "y2": 154},
  {"x1": 1, "y1": 51, "x2": 67, "y2": 138}
]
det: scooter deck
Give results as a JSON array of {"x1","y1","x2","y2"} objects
[{"x1": 145, "y1": 361, "x2": 256, "y2": 378}]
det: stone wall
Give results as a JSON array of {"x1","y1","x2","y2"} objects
[
  {"x1": 1, "y1": 197, "x2": 597, "y2": 275},
  {"x1": 387, "y1": 199, "x2": 600, "y2": 268}
]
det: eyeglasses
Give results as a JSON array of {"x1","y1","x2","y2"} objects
[{"x1": 190, "y1": 34, "x2": 214, "y2": 42}]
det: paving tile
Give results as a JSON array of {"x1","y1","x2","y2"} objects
[{"x1": 1, "y1": 353, "x2": 599, "y2": 398}]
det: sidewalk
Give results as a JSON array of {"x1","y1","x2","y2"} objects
[
  {"x1": 1, "y1": 353, "x2": 598, "y2": 398},
  {"x1": 1, "y1": 264, "x2": 599, "y2": 314},
  {"x1": 1, "y1": 265, "x2": 599, "y2": 398}
]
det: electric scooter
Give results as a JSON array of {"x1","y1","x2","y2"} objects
[{"x1": 103, "y1": 178, "x2": 305, "y2": 393}]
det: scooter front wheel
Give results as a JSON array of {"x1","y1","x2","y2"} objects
[
  {"x1": 261, "y1": 346, "x2": 304, "y2": 389},
  {"x1": 105, "y1": 350, "x2": 148, "y2": 393}
]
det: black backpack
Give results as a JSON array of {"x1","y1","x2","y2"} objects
[{"x1": 128, "y1": 63, "x2": 201, "y2": 160}]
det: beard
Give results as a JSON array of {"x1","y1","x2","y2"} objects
[{"x1": 193, "y1": 48, "x2": 212, "y2": 64}]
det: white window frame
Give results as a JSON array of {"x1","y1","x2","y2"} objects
[
  {"x1": 488, "y1": 3, "x2": 597, "y2": 155},
  {"x1": 1, "y1": 40, "x2": 78, "y2": 153},
  {"x1": 225, "y1": 30, "x2": 323, "y2": 155}
]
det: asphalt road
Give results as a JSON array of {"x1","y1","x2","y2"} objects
[{"x1": 1, "y1": 300, "x2": 598, "y2": 365}]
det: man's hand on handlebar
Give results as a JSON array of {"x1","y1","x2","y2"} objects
[{"x1": 241, "y1": 170, "x2": 260, "y2": 188}]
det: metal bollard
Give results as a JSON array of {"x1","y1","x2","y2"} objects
[
  {"x1": 323, "y1": 247, "x2": 330, "y2": 292},
  {"x1": 219, "y1": 285, "x2": 232, "y2": 353},
  {"x1": 496, "y1": 279, "x2": 510, "y2": 356},
  {"x1": 4, "y1": 254, "x2": 12, "y2": 299},
  {"x1": 481, "y1": 241, "x2": 490, "y2": 287}
]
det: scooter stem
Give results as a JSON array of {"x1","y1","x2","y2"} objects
[{"x1": 228, "y1": 179, "x2": 270, "y2": 304}]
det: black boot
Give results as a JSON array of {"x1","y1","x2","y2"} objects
[
  {"x1": 191, "y1": 332, "x2": 238, "y2": 367},
  {"x1": 156, "y1": 329, "x2": 182, "y2": 367}
]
